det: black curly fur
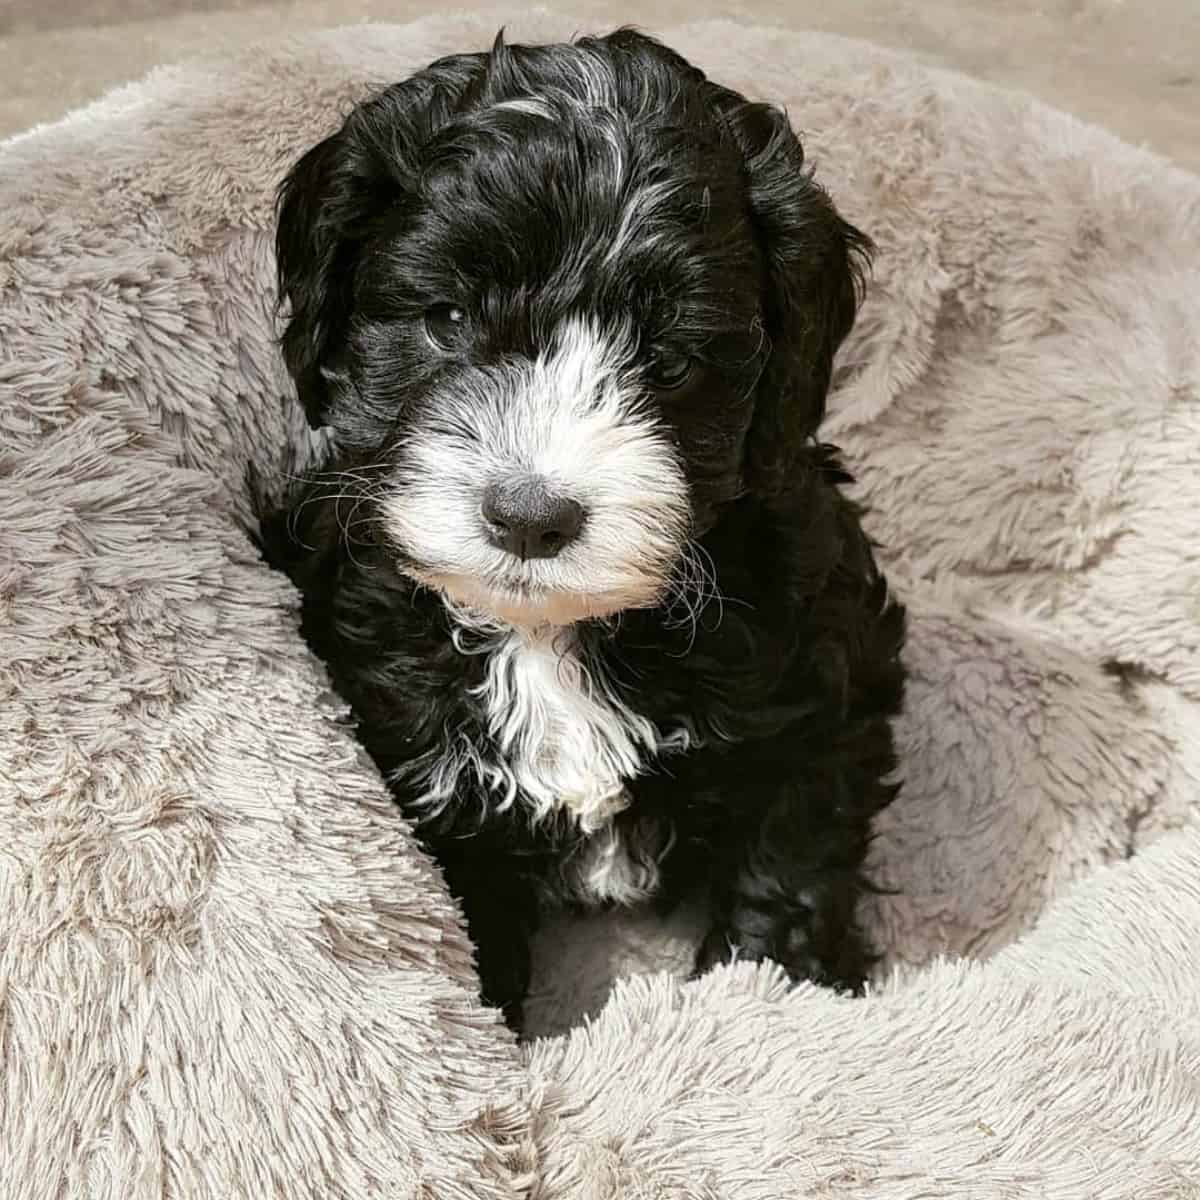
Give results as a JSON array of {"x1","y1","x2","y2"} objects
[{"x1": 260, "y1": 29, "x2": 906, "y2": 1031}]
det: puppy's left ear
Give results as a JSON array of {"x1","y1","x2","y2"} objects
[{"x1": 711, "y1": 90, "x2": 871, "y2": 494}]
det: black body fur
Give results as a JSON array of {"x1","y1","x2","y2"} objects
[{"x1": 260, "y1": 29, "x2": 907, "y2": 1030}]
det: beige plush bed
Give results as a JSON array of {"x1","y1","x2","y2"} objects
[{"x1": 2, "y1": 10, "x2": 1198, "y2": 1197}]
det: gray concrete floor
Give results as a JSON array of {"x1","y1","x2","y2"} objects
[{"x1": 1, "y1": 1, "x2": 1197, "y2": 171}]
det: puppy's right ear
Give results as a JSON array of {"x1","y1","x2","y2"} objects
[
  {"x1": 275, "y1": 123, "x2": 383, "y2": 428},
  {"x1": 275, "y1": 52, "x2": 487, "y2": 428}
]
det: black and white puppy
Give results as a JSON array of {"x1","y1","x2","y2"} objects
[{"x1": 261, "y1": 28, "x2": 906, "y2": 1030}]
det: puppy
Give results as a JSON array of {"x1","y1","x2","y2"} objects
[{"x1": 261, "y1": 28, "x2": 906, "y2": 1030}]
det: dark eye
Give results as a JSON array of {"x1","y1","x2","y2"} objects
[
  {"x1": 424, "y1": 303, "x2": 468, "y2": 352},
  {"x1": 647, "y1": 351, "x2": 693, "y2": 391}
]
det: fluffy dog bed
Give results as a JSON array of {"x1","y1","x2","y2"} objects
[{"x1": 2, "y1": 10, "x2": 1199, "y2": 1198}]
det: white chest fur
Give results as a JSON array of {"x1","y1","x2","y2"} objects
[
  {"x1": 397, "y1": 619, "x2": 692, "y2": 905},
  {"x1": 473, "y1": 626, "x2": 663, "y2": 833}
]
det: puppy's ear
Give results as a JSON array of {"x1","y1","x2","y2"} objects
[
  {"x1": 275, "y1": 54, "x2": 486, "y2": 427},
  {"x1": 711, "y1": 90, "x2": 871, "y2": 494},
  {"x1": 275, "y1": 130, "x2": 375, "y2": 427}
]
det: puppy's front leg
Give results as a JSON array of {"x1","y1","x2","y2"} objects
[
  {"x1": 438, "y1": 847, "x2": 539, "y2": 1032},
  {"x1": 694, "y1": 773, "x2": 881, "y2": 993}
]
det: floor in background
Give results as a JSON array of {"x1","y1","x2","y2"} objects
[{"x1": 1, "y1": 0, "x2": 1197, "y2": 170}]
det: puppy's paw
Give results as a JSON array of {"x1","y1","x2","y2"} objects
[
  {"x1": 694, "y1": 911, "x2": 870, "y2": 995},
  {"x1": 693, "y1": 924, "x2": 744, "y2": 976},
  {"x1": 777, "y1": 920, "x2": 869, "y2": 995}
]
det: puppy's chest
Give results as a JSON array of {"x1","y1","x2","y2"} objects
[
  {"x1": 405, "y1": 626, "x2": 689, "y2": 834},
  {"x1": 473, "y1": 629, "x2": 689, "y2": 829}
]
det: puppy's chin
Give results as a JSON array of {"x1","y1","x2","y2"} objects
[{"x1": 409, "y1": 568, "x2": 664, "y2": 629}]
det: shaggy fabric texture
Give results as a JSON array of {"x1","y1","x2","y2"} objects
[{"x1": 2, "y1": 9, "x2": 1198, "y2": 1198}]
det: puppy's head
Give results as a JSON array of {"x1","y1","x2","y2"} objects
[{"x1": 276, "y1": 29, "x2": 868, "y2": 627}]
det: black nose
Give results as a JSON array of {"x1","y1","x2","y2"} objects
[{"x1": 481, "y1": 478, "x2": 586, "y2": 561}]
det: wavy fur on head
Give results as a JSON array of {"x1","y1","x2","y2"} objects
[{"x1": 261, "y1": 27, "x2": 904, "y2": 1031}]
